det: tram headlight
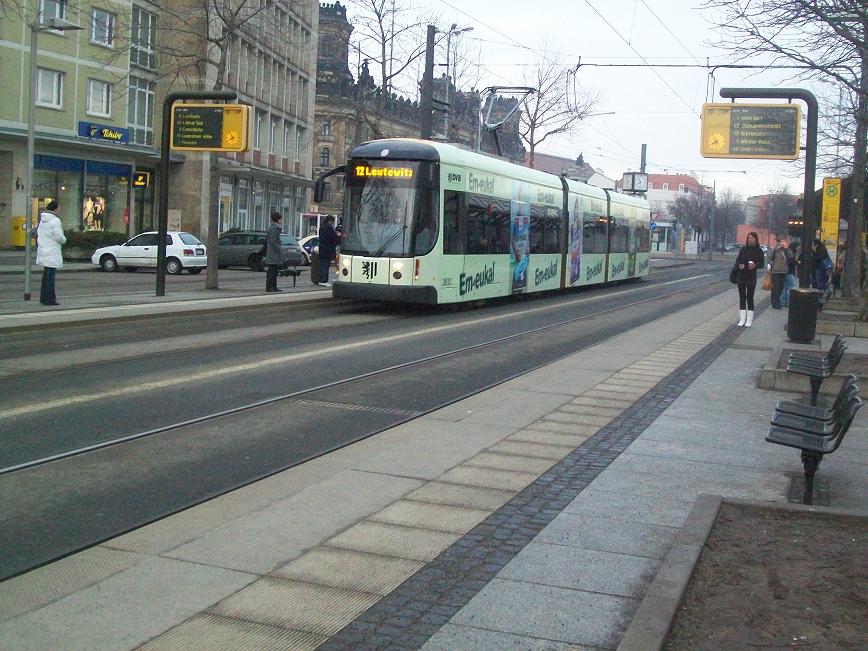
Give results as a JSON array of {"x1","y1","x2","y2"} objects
[{"x1": 391, "y1": 260, "x2": 404, "y2": 280}]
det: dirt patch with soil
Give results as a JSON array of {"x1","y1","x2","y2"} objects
[{"x1": 664, "y1": 502, "x2": 867, "y2": 650}]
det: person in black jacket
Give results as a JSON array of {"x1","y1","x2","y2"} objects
[
  {"x1": 734, "y1": 231, "x2": 765, "y2": 327},
  {"x1": 264, "y1": 212, "x2": 284, "y2": 293},
  {"x1": 316, "y1": 215, "x2": 341, "y2": 286}
]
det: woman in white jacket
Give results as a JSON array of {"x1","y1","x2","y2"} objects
[{"x1": 36, "y1": 200, "x2": 66, "y2": 305}]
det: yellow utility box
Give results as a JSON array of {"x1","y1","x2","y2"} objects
[{"x1": 11, "y1": 216, "x2": 35, "y2": 248}]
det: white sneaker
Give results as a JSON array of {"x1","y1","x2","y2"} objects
[{"x1": 320, "y1": 282, "x2": 331, "y2": 287}]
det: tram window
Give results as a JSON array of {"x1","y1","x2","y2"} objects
[
  {"x1": 583, "y1": 214, "x2": 607, "y2": 254},
  {"x1": 467, "y1": 194, "x2": 508, "y2": 254},
  {"x1": 545, "y1": 210, "x2": 561, "y2": 253},
  {"x1": 444, "y1": 190, "x2": 463, "y2": 255},
  {"x1": 610, "y1": 218, "x2": 629, "y2": 253},
  {"x1": 530, "y1": 205, "x2": 545, "y2": 254}
]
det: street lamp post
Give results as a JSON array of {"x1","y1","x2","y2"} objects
[
  {"x1": 443, "y1": 25, "x2": 473, "y2": 141},
  {"x1": 24, "y1": 15, "x2": 82, "y2": 301}
]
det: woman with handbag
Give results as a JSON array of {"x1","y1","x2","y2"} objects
[{"x1": 733, "y1": 231, "x2": 765, "y2": 327}]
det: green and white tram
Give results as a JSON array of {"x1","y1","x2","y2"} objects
[{"x1": 315, "y1": 139, "x2": 650, "y2": 305}]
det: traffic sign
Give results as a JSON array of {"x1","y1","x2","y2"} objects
[
  {"x1": 650, "y1": 222, "x2": 657, "y2": 231},
  {"x1": 170, "y1": 103, "x2": 251, "y2": 152},
  {"x1": 701, "y1": 103, "x2": 800, "y2": 160}
]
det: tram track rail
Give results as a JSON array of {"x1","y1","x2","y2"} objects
[{"x1": 2, "y1": 273, "x2": 717, "y2": 477}]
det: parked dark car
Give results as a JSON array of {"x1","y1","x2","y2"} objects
[{"x1": 217, "y1": 230, "x2": 306, "y2": 271}]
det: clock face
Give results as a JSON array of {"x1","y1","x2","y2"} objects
[
  {"x1": 706, "y1": 131, "x2": 726, "y2": 152},
  {"x1": 225, "y1": 130, "x2": 240, "y2": 147}
]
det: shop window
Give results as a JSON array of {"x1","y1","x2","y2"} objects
[
  {"x1": 87, "y1": 79, "x2": 111, "y2": 117},
  {"x1": 130, "y1": 5, "x2": 157, "y2": 71},
  {"x1": 319, "y1": 147, "x2": 330, "y2": 167},
  {"x1": 36, "y1": 68, "x2": 63, "y2": 108},
  {"x1": 90, "y1": 8, "x2": 116, "y2": 47}
]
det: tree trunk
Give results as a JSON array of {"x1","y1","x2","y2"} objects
[{"x1": 843, "y1": 54, "x2": 866, "y2": 313}]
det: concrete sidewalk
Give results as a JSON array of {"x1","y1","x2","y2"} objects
[{"x1": 1, "y1": 288, "x2": 864, "y2": 650}]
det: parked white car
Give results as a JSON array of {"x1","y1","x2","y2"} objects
[{"x1": 92, "y1": 231, "x2": 206, "y2": 274}]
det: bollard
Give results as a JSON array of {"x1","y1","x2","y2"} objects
[{"x1": 787, "y1": 288, "x2": 821, "y2": 342}]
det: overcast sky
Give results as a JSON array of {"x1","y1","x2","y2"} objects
[{"x1": 371, "y1": 0, "x2": 837, "y2": 199}]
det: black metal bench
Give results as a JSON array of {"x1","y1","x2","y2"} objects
[
  {"x1": 766, "y1": 396, "x2": 862, "y2": 504},
  {"x1": 774, "y1": 373, "x2": 859, "y2": 424},
  {"x1": 279, "y1": 267, "x2": 304, "y2": 286},
  {"x1": 786, "y1": 335, "x2": 847, "y2": 405}
]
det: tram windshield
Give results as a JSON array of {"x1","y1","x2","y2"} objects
[{"x1": 342, "y1": 159, "x2": 438, "y2": 257}]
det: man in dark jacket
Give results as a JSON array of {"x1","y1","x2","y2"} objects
[
  {"x1": 264, "y1": 212, "x2": 284, "y2": 293},
  {"x1": 768, "y1": 238, "x2": 793, "y2": 309},
  {"x1": 317, "y1": 215, "x2": 340, "y2": 286}
]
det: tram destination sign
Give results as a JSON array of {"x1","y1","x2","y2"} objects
[
  {"x1": 700, "y1": 103, "x2": 801, "y2": 160},
  {"x1": 170, "y1": 103, "x2": 250, "y2": 152}
]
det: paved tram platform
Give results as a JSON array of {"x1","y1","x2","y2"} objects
[{"x1": 0, "y1": 285, "x2": 865, "y2": 650}]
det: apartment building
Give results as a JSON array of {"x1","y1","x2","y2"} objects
[{"x1": 0, "y1": 0, "x2": 162, "y2": 246}]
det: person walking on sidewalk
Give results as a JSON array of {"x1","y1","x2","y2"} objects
[
  {"x1": 264, "y1": 212, "x2": 284, "y2": 293},
  {"x1": 35, "y1": 199, "x2": 66, "y2": 306},
  {"x1": 768, "y1": 238, "x2": 793, "y2": 309},
  {"x1": 812, "y1": 239, "x2": 833, "y2": 291},
  {"x1": 317, "y1": 215, "x2": 340, "y2": 287},
  {"x1": 734, "y1": 231, "x2": 764, "y2": 327}
]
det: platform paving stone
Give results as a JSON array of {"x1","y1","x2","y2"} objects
[
  {"x1": 422, "y1": 623, "x2": 601, "y2": 651},
  {"x1": 318, "y1": 318, "x2": 743, "y2": 650}
]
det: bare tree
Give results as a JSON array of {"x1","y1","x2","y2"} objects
[
  {"x1": 345, "y1": 0, "x2": 437, "y2": 140},
  {"x1": 703, "y1": 0, "x2": 866, "y2": 304},
  {"x1": 715, "y1": 189, "x2": 747, "y2": 248},
  {"x1": 520, "y1": 49, "x2": 600, "y2": 168}
]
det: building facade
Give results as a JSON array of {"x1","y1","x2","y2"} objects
[
  {"x1": 0, "y1": 0, "x2": 163, "y2": 246},
  {"x1": 158, "y1": 0, "x2": 318, "y2": 239},
  {"x1": 644, "y1": 173, "x2": 708, "y2": 252}
]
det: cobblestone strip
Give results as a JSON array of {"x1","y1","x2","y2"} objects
[{"x1": 317, "y1": 321, "x2": 743, "y2": 651}]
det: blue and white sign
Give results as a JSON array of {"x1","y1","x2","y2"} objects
[
  {"x1": 78, "y1": 121, "x2": 130, "y2": 144},
  {"x1": 650, "y1": 222, "x2": 658, "y2": 231}
]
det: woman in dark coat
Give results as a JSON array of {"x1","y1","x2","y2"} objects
[{"x1": 734, "y1": 231, "x2": 765, "y2": 327}]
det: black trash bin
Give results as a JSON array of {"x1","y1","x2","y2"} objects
[
  {"x1": 310, "y1": 252, "x2": 320, "y2": 283},
  {"x1": 787, "y1": 287, "x2": 821, "y2": 342}
]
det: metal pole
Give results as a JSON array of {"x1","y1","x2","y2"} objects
[
  {"x1": 156, "y1": 90, "x2": 237, "y2": 297},
  {"x1": 708, "y1": 180, "x2": 715, "y2": 260},
  {"x1": 24, "y1": 24, "x2": 38, "y2": 301},
  {"x1": 720, "y1": 87, "x2": 818, "y2": 288},
  {"x1": 443, "y1": 28, "x2": 452, "y2": 140},
  {"x1": 419, "y1": 25, "x2": 436, "y2": 139}
]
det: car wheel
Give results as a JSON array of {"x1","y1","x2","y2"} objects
[
  {"x1": 248, "y1": 253, "x2": 265, "y2": 272},
  {"x1": 100, "y1": 254, "x2": 118, "y2": 272},
  {"x1": 124, "y1": 267, "x2": 137, "y2": 273},
  {"x1": 166, "y1": 257, "x2": 183, "y2": 275},
  {"x1": 188, "y1": 267, "x2": 203, "y2": 275}
]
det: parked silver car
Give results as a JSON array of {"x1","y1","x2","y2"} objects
[{"x1": 217, "y1": 231, "x2": 306, "y2": 271}]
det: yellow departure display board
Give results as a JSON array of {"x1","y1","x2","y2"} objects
[
  {"x1": 170, "y1": 104, "x2": 251, "y2": 152},
  {"x1": 701, "y1": 103, "x2": 800, "y2": 160}
]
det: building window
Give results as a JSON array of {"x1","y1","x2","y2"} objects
[
  {"x1": 296, "y1": 127, "x2": 304, "y2": 161},
  {"x1": 40, "y1": 0, "x2": 67, "y2": 21},
  {"x1": 319, "y1": 146, "x2": 330, "y2": 167},
  {"x1": 36, "y1": 68, "x2": 63, "y2": 108},
  {"x1": 128, "y1": 75, "x2": 154, "y2": 145},
  {"x1": 283, "y1": 124, "x2": 289, "y2": 157},
  {"x1": 270, "y1": 117, "x2": 278, "y2": 154},
  {"x1": 320, "y1": 119, "x2": 331, "y2": 136},
  {"x1": 662, "y1": 183, "x2": 669, "y2": 190},
  {"x1": 87, "y1": 79, "x2": 111, "y2": 117},
  {"x1": 321, "y1": 182, "x2": 331, "y2": 202},
  {"x1": 90, "y1": 9, "x2": 116, "y2": 47},
  {"x1": 678, "y1": 183, "x2": 685, "y2": 192},
  {"x1": 130, "y1": 5, "x2": 157, "y2": 71}
]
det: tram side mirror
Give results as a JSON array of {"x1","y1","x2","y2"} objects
[{"x1": 313, "y1": 179, "x2": 326, "y2": 204}]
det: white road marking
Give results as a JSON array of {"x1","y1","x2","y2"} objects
[{"x1": 0, "y1": 274, "x2": 711, "y2": 419}]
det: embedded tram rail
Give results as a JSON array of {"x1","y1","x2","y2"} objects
[{"x1": 0, "y1": 265, "x2": 728, "y2": 580}]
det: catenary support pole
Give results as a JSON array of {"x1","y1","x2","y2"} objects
[{"x1": 419, "y1": 25, "x2": 436, "y2": 139}]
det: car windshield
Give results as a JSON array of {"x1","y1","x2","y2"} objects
[
  {"x1": 179, "y1": 233, "x2": 203, "y2": 245},
  {"x1": 342, "y1": 160, "x2": 437, "y2": 257}
]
